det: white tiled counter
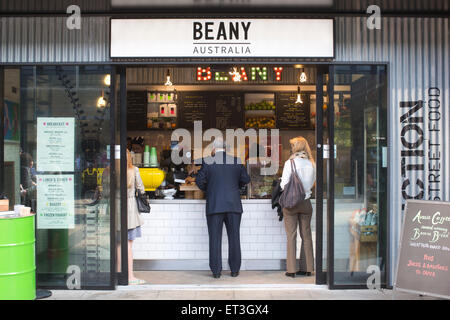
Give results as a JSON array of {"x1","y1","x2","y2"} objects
[{"x1": 133, "y1": 199, "x2": 317, "y2": 271}]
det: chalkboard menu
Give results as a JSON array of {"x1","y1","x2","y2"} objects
[
  {"x1": 214, "y1": 92, "x2": 244, "y2": 129},
  {"x1": 395, "y1": 200, "x2": 450, "y2": 299},
  {"x1": 127, "y1": 91, "x2": 147, "y2": 130},
  {"x1": 178, "y1": 92, "x2": 244, "y2": 129},
  {"x1": 178, "y1": 92, "x2": 212, "y2": 129},
  {"x1": 276, "y1": 92, "x2": 311, "y2": 129}
]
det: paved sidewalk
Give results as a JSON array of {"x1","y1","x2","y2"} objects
[{"x1": 42, "y1": 271, "x2": 441, "y2": 300}]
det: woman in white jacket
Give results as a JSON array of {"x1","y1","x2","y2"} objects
[{"x1": 280, "y1": 137, "x2": 316, "y2": 278}]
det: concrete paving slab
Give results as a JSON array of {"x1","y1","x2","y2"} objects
[{"x1": 39, "y1": 271, "x2": 443, "y2": 300}]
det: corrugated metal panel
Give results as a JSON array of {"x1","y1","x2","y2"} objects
[
  {"x1": 0, "y1": 17, "x2": 110, "y2": 63},
  {"x1": 335, "y1": 0, "x2": 449, "y2": 12},
  {"x1": 0, "y1": 0, "x2": 110, "y2": 12},
  {"x1": 335, "y1": 16, "x2": 449, "y2": 286}
]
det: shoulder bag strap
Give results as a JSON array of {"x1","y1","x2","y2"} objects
[{"x1": 291, "y1": 158, "x2": 305, "y2": 186}]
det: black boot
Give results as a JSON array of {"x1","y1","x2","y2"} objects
[{"x1": 285, "y1": 272, "x2": 296, "y2": 278}]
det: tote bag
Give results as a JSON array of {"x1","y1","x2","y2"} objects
[{"x1": 279, "y1": 159, "x2": 306, "y2": 209}]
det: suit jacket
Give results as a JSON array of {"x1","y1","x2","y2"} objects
[{"x1": 195, "y1": 151, "x2": 250, "y2": 215}]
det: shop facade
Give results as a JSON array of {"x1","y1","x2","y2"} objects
[{"x1": 0, "y1": 1, "x2": 448, "y2": 290}]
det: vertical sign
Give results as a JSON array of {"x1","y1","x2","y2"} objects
[
  {"x1": 37, "y1": 117, "x2": 75, "y2": 172},
  {"x1": 36, "y1": 174, "x2": 75, "y2": 229},
  {"x1": 395, "y1": 200, "x2": 450, "y2": 299}
]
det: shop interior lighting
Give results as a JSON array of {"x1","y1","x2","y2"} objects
[
  {"x1": 229, "y1": 67, "x2": 242, "y2": 82},
  {"x1": 299, "y1": 68, "x2": 307, "y2": 83},
  {"x1": 215, "y1": 72, "x2": 228, "y2": 81},
  {"x1": 240, "y1": 67, "x2": 248, "y2": 81},
  {"x1": 197, "y1": 67, "x2": 212, "y2": 81},
  {"x1": 104, "y1": 74, "x2": 111, "y2": 87},
  {"x1": 251, "y1": 67, "x2": 268, "y2": 81},
  {"x1": 97, "y1": 90, "x2": 107, "y2": 108},
  {"x1": 273, "y1": 67, "x2": 283, "y2": 81},
  {"x1": 165, "y1": 69, "x2": 173, "y2": 86},
  {"x1": 295, "y1": 86, "x2": 303, "y2": 104}
]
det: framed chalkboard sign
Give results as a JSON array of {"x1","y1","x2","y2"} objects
[
  {"x1": 178, "y1": 91, "x2": 244, "y2": 130},
  {"x1": 213, "y1": 92, "x2": 244, "y2": 130},
  {"x1": 395, "y1": 200, "x2": 450, "y2": 299},
  {"x1": 178, "y1": 92, "x2": 212, "y2": 129},
  {"x1": 127, "y1": 91, "x2": 147, "y2": 130},
  {"x1": 276, "y1": 92, "x2": 311, "y2": 130}
]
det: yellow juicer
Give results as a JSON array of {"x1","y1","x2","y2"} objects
[{"x1": 139, "y1": 168, "x2": 165, "y2": 191}]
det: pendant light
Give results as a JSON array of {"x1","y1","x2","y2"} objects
[
  {"x1": 295, "y1": 68, "x2": 307, "y2": 105},
  {"x1": 295, "y1": 86, "x2": 303, "y2": 104},
  {"x1": 165, "y1": 69, "x2": 173, "y2": 86},
  {"x1": 97, "y1": 89, "x2": 107, "y2": 108},
  {"x1": 299, "y1": 68, "x2": 307, "y2": 83},
  {"x1": 103, "y1": 74, "x2": 111, "y2": 87}
]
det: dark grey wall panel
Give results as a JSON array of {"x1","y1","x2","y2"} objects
[{"x1": 0, "y1": 17, "x2": 109, "y2": 63}]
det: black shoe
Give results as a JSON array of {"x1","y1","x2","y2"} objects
[
  {"x1": 296, "y1": 271, "x2": 312, "y2": 276},
  {"x1": 231, "y1": 272, "x2": 239, "y2": 277},
  {"x1": 212, "y1": 273, "x2": 221, "y2": 279},
  {"x1": 285, "y1": 272, "x2": 296, "y2": 278}
]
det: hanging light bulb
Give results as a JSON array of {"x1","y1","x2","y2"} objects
[
  {"x1": 97, "y1": 90, "x2": 107, "y2": 108},
  {"x1": 295, "y1": 86, "x2": 303, "y2": 104},
  {"x1": 165, "y1": 69, "x2": 173, "y2": 86},
  {"x1": 97, "y1": 96, "x2": 107, "y2": 108},
  {"x1": 104, "y1": 74, "x2": 111, "y2": 86},
  {"x1": 299, "y1": 68, "x2": 307, "y2": 83}
]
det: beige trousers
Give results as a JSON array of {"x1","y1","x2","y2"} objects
[{"x1": 283, "y1": 199, "x2": 314, "y2": 273}]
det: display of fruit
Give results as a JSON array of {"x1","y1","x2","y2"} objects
[
  {"x1": 244, "y1": 100, "x2": 276, "y2": 111},
  {"x1": 245, "y1": 116, "x2": 276, "y2": 128}
]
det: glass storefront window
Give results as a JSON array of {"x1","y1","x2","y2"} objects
[{"x1": 14, "y1": 65, "x2": 114, "y2": 288}]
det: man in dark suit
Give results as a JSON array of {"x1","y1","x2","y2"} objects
[{"x1": 195, "y1": 138, "x2": 250, "y2": 278}]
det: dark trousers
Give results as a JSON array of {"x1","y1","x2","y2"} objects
[{"x1": 206, "y1": 212, "x2": 242, "y2": 275}]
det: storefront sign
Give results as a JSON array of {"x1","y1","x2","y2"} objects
[
  {"x1": 110, "y1": 19, "x2": 334, "y2": 58},
  {"x1": 197, "y1": 66, "x2": 280, "y2": 82},
  {"x1": 37, "y1": 117, "x2": 75, "y2": 172},
  {"x1": 36, "y1": 174, "x2": 75, "y2": 229},
  {"x1": 395, "y1": 200, "x2": 450, "y2": 299},
  {"x1": 399, "y1": 88, "x2": 442, "y2": 213}
]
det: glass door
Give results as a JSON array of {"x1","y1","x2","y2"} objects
[
  {"x1": 327, "y1": 65, "x2": 388, "y2": 289},
  {"x1": 4, "y1": 65, "x2": 117, "y2": 289},
  {"x1": 314, "y1": 65, "x2": 329, "y2": 285}
]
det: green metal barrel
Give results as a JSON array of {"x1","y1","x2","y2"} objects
[{"x1": 0, "y1": 215, "x2": 36, "y2": 300}]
